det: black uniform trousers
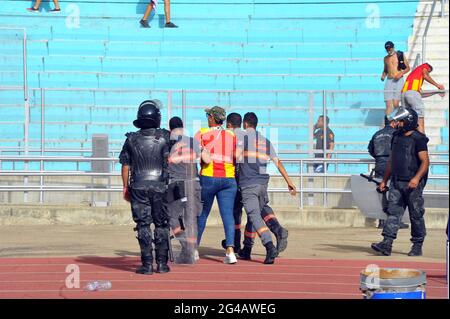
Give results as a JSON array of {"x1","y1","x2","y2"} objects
[
  {"x1": 382, "y1": 178, "x2": 426, "y2": 244},
  {"x1": 130, "y1": 185, "x2": 170, "y2": 265}
]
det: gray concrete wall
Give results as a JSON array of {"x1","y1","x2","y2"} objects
[{"x1": 0, "y1": 204, "x2": 447, "y2": 229}]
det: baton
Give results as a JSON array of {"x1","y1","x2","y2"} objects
[
  {"x1": 168, "y1": 233, "x2": 175, "y2": 262},
  {"x1": 360, "y1": 173, "x2": 389, "y2": 193}
]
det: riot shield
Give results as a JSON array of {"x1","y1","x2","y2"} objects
[
  {"x1": 350, "y1": 174, "x2": 410, "y2": 222},
  {"x1": 167, "y1": 179, "x2": 201, "y2": 265}
]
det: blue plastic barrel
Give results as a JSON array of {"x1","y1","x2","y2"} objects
[
  {"x1": 360, "y1": 268, "x2": 426, "y2": 299},
  {"x1": 371, "y1": 291, "x2": 426, "y2": 299}
]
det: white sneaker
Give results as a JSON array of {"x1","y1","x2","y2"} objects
[
  {"x1": 194, "y1": 249, "x2": 199, "y2": 261},
  {"x1": 223, "y1": 252, "x2": 237, "y2": 264}
]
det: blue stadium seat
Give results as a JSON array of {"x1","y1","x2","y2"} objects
[{"x1": 2, "y1": 0, "x2": 447, "y2": 176}]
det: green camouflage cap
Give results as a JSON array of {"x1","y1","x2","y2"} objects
[{"x1": 205, "y1": 106, "x2": 226, "y2": 122}]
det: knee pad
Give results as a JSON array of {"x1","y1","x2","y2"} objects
[{"x1": 136, "y1": 225, "x2": 153, "y2": 247}]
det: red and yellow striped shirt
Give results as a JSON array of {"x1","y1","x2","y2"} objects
[
  {"x1": 195, "y1": 127, "x2": 236, "y2": 178},
  {"x1": 402, "y1": 63, "x2": 432, "y2": 93}
]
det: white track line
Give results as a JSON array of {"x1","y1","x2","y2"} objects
[
  {"x1": 0, "y1": 279, "x2": 445, "y2": 289},
  {"x1": 0, "y1": 263, "x2": 445, "y2": 271},
  {"x1": 0, "y1": 288, "x2": 361, "y2": 296}
]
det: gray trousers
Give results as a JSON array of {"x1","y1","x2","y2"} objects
[{"x1": 240, "y1": 183, "x2": 273, "y2": 246}]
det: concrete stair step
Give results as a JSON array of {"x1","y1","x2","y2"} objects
[
  {"x1": 415, "y1": 1, "x2": 449, "y2": 15},
  {"x1": 408, "y1": 40, "x2": 450, "y2": 49},
  {"x1": 412, "y1": 17, "x2": 450, "y2": 26},
  {"x1": 411, "y1": 51, "x2": 450, "y2": 60}
]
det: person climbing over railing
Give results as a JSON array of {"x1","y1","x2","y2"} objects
[{"x1": 401, "y1": 62, "x2": 445, "y2": 134}]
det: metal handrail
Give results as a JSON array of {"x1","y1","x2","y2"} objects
[
  {"x1": 0, "y1": 147, "x2": 448, "y2": 157},
  {"x1": 1, "y1": 171, "x2": 448, "y2": 182},
  {"x1": 0, "y1": 186, "x2": 447, "y2": 196},
  {"x1": 422, "y1": 0, "x2": 438, "y2": 64},
  {"x1": 0, "y1": 156, "x2": 447, "y2": 207},
  {"x1": 0, "y1": 155, "x2": 448, "y2": 164},
  {"x1": 441, "y1": 0, "x2": 447, "y2": 17},
  {"x1": 412, "y1": 53, "x2": 421, "y2": 69},
  {"x1": 5, "y1": 87, "x2": 445, "y2": 93}
]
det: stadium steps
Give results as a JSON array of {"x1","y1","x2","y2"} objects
[
  {"x1": 2, "y1": 0, "x2": 446, "y2": 169},
  {"x1": 407, "y1": 0, "x2": 449, "y2": 147}
]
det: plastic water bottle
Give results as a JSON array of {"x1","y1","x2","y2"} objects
[{"x1": 84, "y1": 281, "x2": 112, "y2": 292}]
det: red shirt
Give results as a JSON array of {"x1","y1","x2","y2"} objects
[{"x1": 402, "y1": 63, "x2": 432, "y2": 92}]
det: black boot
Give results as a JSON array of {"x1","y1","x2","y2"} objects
[
  {"x1": 136, "y1": 226, "x2": 153, "y2": 275},
  {"x1": 371, "y1": 239, "x2": 393, "y2": 256},
  {"x1": 156, "y1": 262, "x2": 170, "y2": 273},
  {"x1": 136, "y1": 263, "x2": 153, "y2": 275},
  {"x1": 264, "y1": 242, "x2": 277, "y2": 264},
  {"x1": 136, "y1": 248, "x2": 153, "y2": 275},
  {"x1": 238, "y1": 246, "x2": 252, "y2": 260},
  {"x1": 377, "y1": 220, "x2": 385, "y2": 229},
  {"x1": 407, "y1": 243, "x2": 423, "y2": 256},
  {"x1": 274, "y1": 227, "x2": 289, "y2": 255},
  {"x1": 155, "y1": 250, "x2": 171, "y2": 273}
]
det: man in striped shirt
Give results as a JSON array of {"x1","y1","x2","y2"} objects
[{"x1": 195, "y1": 106, "x2": 239, "y2": 264}]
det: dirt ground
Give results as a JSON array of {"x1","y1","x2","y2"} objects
[{"x1": 0, "y1": 225, "x2": 447, "y2": 263}]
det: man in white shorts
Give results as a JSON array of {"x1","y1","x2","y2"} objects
[{"x1": 381, "y1": 41, "x2": 410, "y2": 116}]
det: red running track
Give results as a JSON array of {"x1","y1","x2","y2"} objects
[{"x1": 0, "y1": 256, "x2": 447, "y2": 299}]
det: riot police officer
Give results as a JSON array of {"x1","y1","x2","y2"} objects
[
  {"x1": 368, "y1": 116, "x2": 408, "y2": 229},
  {"x1": 368, "y1": 116, "x2": 397, "y2": 178},
  {"x1": 119, "y1": 100, "x2": 171, "y2": 274},
  {"x1": 372, "y1": 108, "x2": 430, "y2": 257}
]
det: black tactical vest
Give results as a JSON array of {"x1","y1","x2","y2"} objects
[
  {"x1": 373, "y1": 127, "x2": 395, "y2": 157},
  {"x1": 126, "y1": 128, "x2": 170, "y2": 185},
  {"x1": 391, "y1": 132, "x2": 420, "y2": 181}
]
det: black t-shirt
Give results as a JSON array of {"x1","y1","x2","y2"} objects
[
  {"x1": 411, "y1": 132, "x2": 428, "y2": 181},
  {"x1": 414, "y1": 135, "x2": 428, "y2": 153},
  {"x1": 313, "y1": 126, "x2": 335, "y2": 158},
  {"x1": 168, "y1": 133, "x2": 200, "y2": 180}
]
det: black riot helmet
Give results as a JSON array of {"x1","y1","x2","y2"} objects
[
  {"x1": 388, "y1": 107, "x2": 418, "y2": 132},
  {"x1": 133, "y1": 100, "x2": 162, "y2": 129}
]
